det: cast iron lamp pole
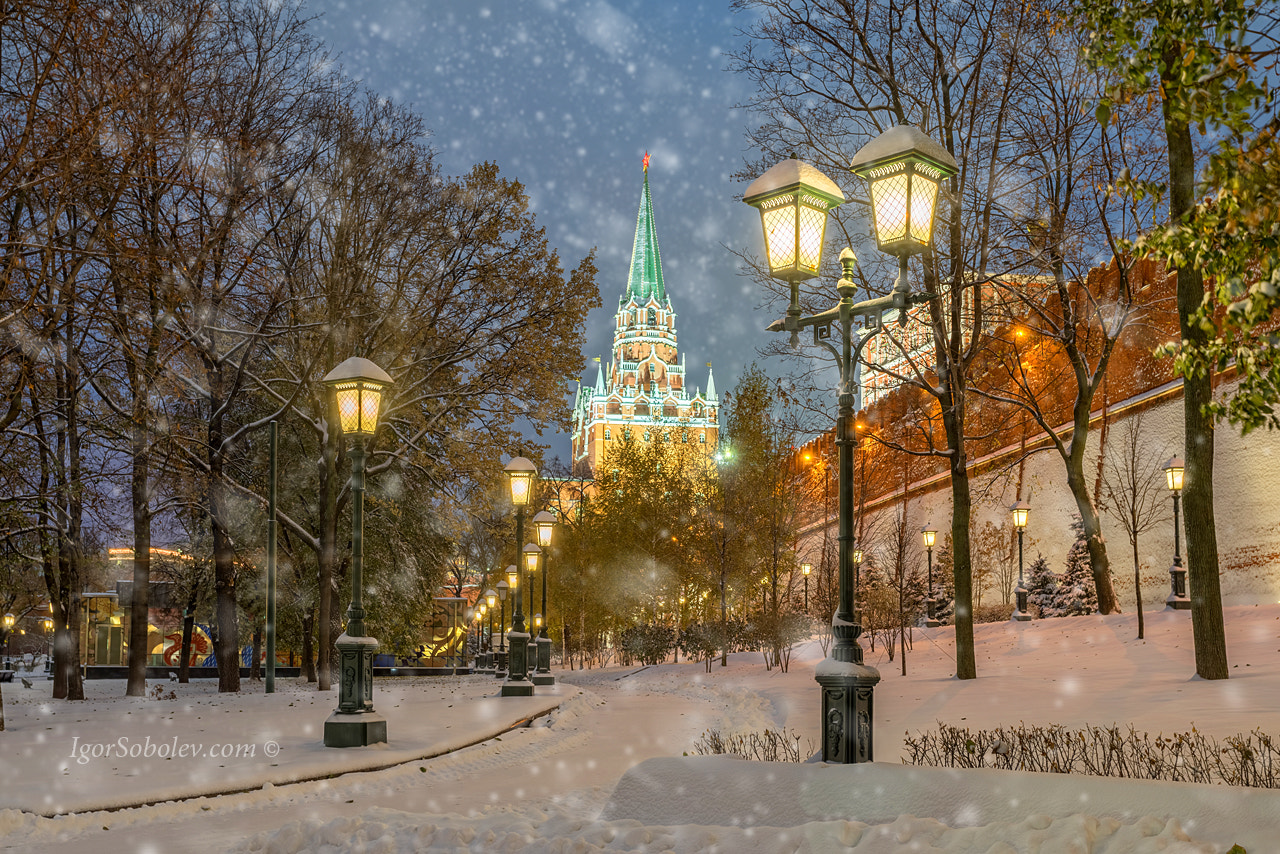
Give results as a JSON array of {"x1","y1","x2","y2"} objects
[
  {"x1": 521, "y1": 543, "x2": 540, "y2": 681},
  {"x1": 502, "y1": 458, "x2": 537, "y2": 695},
  {"x1": 496, "y1": 578, "x2": 510, "y2": 676},
  {"x1": 484, "y1": 589, "x2": 497, "y2": 669},
  {"x1": 801, "y1": 562, "x2": 811, "y2": 613},
  {"x1": 743, "y1": 126, "x2": 955, "y2": 764},
  {"x1": 321, "y1": 356, "x2": 392, "y2": 748},
  {"x1": 922, "y1": 527, "x2": 940, "y2": 626},
  {"x1": 1009, "y1": 501, "x2": 1032, "y2": 621},
  {"x1": 1164, "y1": 457, "x2": 1191, "y2": 609},
  {"x1": 3, "y1": 612, "x2": 13, "y2": 670},
  {"x1": 532, "y1": 510, "x2": 556, "y2": 685}
]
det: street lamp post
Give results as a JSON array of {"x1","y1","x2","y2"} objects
[
  {"x1": 532, "y1": 510, "x2": 556, "y2": 685},
  {"x1": 1164, "y1": 457, "x2": 1191, "y2": 609},
  {"x1": 522, "y1": 543, "x2": 540, "y2": 682},
  {"x1": 321, "y1": 356, "x2": 392, "y2": 748},
  {"x1": 495, "y1": 578, "x2": 509, "y2": 677},
  {"x1": 922, "y1": 527, "x2": 940, "y2": 627},
  {"x1": 502, "y1": 457, "x2": 537, "y2": 696},
  {"x1": 744, "y1": 127, "x2": 954, "y2": 763},
  {"x1": 484, "y1": 589, "x2": 497, "y2": 670},
  {"x1": 801, "y1": 562, "x2": 811, "y2": 613},
  {"x1": 3, "y1": 612, "x2": 13, "y2": 670},
  {"x1": 1010, "y1": 501, "x2": 1032, "y2": 621}
]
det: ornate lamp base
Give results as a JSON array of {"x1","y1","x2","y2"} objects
[
  {"x1": 324, "y1": 634, "x2": 386, "y2": 747},
  {"x1": 501, "y1": 630, "x2": 534, "y2": 696},
  {"x1": 532, "y1": 636, "x2": 555, "y2": 685},
  {"x1": 1167, "y1": 564, "x2": 1191, "y2": 610},
  {"x1": 1013, "y1": 586, "x2": 1032, "y2": 621},
  {"x1": 814, "y1": 657, "x2": 880, "y2": 763}
]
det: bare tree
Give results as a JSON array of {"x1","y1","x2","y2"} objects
[{"x1": 1099, "y1": 414, "x2": 1170, "y2": 639}]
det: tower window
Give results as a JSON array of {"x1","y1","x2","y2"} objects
[
  {"x1": 700, "y1": 433, "x2": 706, "y2": 444},
  {"x1": 604, "y1": 428, "x2": 611, "y2": 440},
  {"x1": 648, "y1": 308, "x2": 656, "y2": 325}
]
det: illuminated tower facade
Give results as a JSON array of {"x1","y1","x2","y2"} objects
[{"x1": 571, "y1": 157, "x2": 719, "y2": 474}]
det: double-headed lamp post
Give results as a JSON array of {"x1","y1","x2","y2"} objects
[
  {"x1": 801, "y1": 562, "x2": 812, "y2": 613},
  {"x1": 502, "y1": 458, "x2": 537, "y2": 696},
  {"x1": 744, "y1": 126, "x2": 955, "y2": 764},
  {"x1": 922, "y1": 527, "x2": 940, "y2": 627},
  {"x1": 1164, "y1": 456, "x2": 1191, "y2": 609},
  {"x1": 1010, "y1": 501, "x2": 1032, "y2": 621},
  {"x1": 532, "y1": 510, "x2": 557, "y2": 685},
  {"x1": 321, "y1": 356, "x2": 392, "y2": 748}
]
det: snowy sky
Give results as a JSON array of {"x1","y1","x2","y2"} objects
[{"x1": 304, "y1": 0, "x2": 771, "y2": 457}]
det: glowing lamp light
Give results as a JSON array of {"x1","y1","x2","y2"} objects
[
  {"x1": 506, "y1": 565, "x2": 518, "y2": 590},
  {"x1": 1010, "y1": 500, "x2": 1031, "y2": 530},
  {"x1": 2, "y1": 613, "x2": 12, "y2": 629},
  {"x1": 534, "y1": 613, "x2": 543, "y2": 629},
  {"x1": 485, "y1": 589, "x2": 497, "y2": 609},
  {"x1": 321, "y1": 357, "x2": 393, "y2": 437},
  {"x1": 504, "y1": 456, "x2": 537, "y2": 507},
  {"x1": 802, "y1": 562, "x2": 812, "y2": 577},
  {"x1": 849, "y1": 125, "x2": 958, "y2": 258},
  {"x1": 523, "y1": 543, "x2": 541, "y2": 574},
  {"x1": 921, "y1": 527, "x2": 936, "y2": 550},
  {"x1": 851, "y1": 548, "x2": 863, "y2": 564},
  {"x1": 532, "y1": 510, "x2": 556, "y2": 548},
  {"x1": 1164, "y1": 456, "x2": 1185, "y2": 492},
  {"x1": 742, "y1": 158, "x2": 845, "y2": 283}
]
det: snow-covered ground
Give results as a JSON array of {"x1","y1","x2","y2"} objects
[{"x1": 2, "y1": 605, "x2": 1278, "y2": 852}]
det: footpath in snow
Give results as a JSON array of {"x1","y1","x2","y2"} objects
[{"x1": 0, "y1": 673, "x2": 560, "y2": 815}]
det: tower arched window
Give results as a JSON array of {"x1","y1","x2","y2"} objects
[{"x1": 648, "y1": 308, "x2": 656, "y2": 325}]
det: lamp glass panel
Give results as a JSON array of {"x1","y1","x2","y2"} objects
[
  {"x1": 1011, "y1": 507, "x2": 1029, "y2": 528},
  {"x1": 486, "y1": 593, "x2": 495, "y2": 607},
  {"x1": 908, "y1": 168, "x2": 941, "y2": 244},
  {"x1": 536, "y1": 522, "x2": 553, "y2": 547},
  {"x1": 760, "y1": 200, "x2": 797, "y2": 271},
  {"x1": 852, "y1": 548, "x2": 863, "y2": 563},
  {"x1": 796, "y1": 201, "x2": 828, "y2": 274},
  {"x1": 1166, "y1": 466, "x2": 1183, "y2": 491},
  {"x1": 359, "y1": 387, "x2": 382, "y2": 433},
  {"x1": 869, "y1": 169, "x2": 909, "y2": 245},
  {"x1": 922, "y1": 530, "x2": 936, "y2": 549},
  {"x1": 507, "y1": 570, "x2": 518, "y2": 588},
  {"x1": 509, "y1": 472, "x2": 533, "y2": 506},
  {"x1": 334, "y1": 383, "x2": 362, "y2": 434},
  {"x1": 525, "y1": 551, "x2": 538, "y2": 573},
  {"x1": 802, "y1": 563, "x2": 811, "y2": 576}
]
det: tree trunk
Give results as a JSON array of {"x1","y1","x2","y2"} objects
[
  {"x1": 1163, "y1": 63, "x2": 1228, "y2": 679},
  {"x1": 126, "y1": 437, "x2": 151, "y2": 697},
  {"x1": 302, "y1": 607, "x2": 316, "y2": 682},
  {"x1": 1066, "y1": 463, "x2": 1119, "y2": 614},
  {"x1": 1132, "y1": 533, "x2": 1144, "y2": 640},
  {"x1": 943, "y1": 389, "x2": 977, "y2": 680}
]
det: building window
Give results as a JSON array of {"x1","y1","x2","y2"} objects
[
  {"x1": 682, "y1": 430, "x2": 689, "y2": 443},
  {"x1": 648, "y1": 308, "x2": 656, "y2": 325},
  {"x1": 700, "y1": 433, "x2": 706, "y2": 444},
  {"x1": 643, "y1": 429, "x2": 651, "y2": 442},
  {"x1": 604, "y1": 428, "x2": 611, "y2": 440}
]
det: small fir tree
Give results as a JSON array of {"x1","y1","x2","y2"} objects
[
  {"x1": 1056, "y1": 517, "x2": 1099, "y2": 616},
  {"x1": 1025, "y1": 553, "x2": 1057, "y2": 616}
]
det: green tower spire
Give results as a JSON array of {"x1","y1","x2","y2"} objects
[{"x1": 625, "y1": 156, "x2": 667, "y2": 306}]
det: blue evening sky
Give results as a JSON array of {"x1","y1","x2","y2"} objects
[{"x1": 304, "y1": 0, "x2": 778, "y2": 457}]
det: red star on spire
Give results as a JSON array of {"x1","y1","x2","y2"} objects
[{"x1": 642, "y1": 151, "x2": 651, "y2": 172}]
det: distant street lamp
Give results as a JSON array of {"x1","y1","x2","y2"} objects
[
  {"x1": 321, "y1": 356, "x2": 392, "y2": 748},
  {"x1": 3, "y1": 612, "x2": 14, "y2": 670},
  {"x1": 744, "y1": 127, "x2": 953, "y2": 764},
  {"x1": 483, "y1": 589, "x2": 497, "y2": 670},
  {"x1": 502, "y1": 457, "x2": 537, "y2": 696},
  {"x1": 1010, "y1": 501, "x2": 1032, "y2": 622},
  {"x1": 532, "y1": 510, "x2": 557, "y2": 685},
  {"x1": 495, "y1": 578, "x2": 509, "y2": 677},
  {"x1": 1164, "y1": 456, "x2": 1191, "y2": 610},
  {"x1": 801, "y1": 562, "x2": 812, "y2": 612},
  {"x1": 922, "y1": 527, "x2": 940, "y2": 627}
]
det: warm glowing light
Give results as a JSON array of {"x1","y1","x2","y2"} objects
[
  {"x1": 505, "y1": 457, "x2": 537, "y2": 507},
  {"x1": 523, "y1": 543, "x2": 540, "y2": 574},
  {"x1": 322, "y1": 357, "x2": 392, "y2": 437},
  {"x1": 1010, "y1": 501, "x2": 1031, "y2": 530},
  {"x1": 506, "y1": 566, "x2": 518, "y2": 589},
  {"x1": 533, "y1": 511, "x2": 556, "y2": 548},
  {"x1": 849, "y1": 125, "x2": 957, "y2": 258},
  {"x1": 485, "y1": 589, "x2": 497, "y2": 608},
  {"x1": 802, "y1": 562, "x2": 812, "y2": 577},
  {"x1": 1164, "y1": 456, "x2": 1185, "y2": 492},
  {"x1": 851, "y1": 548, "x2": 863, "y2": 564},
  {"x1": 921, "y1": 527, "x2": 936, "y2": 549},
  {"x1": 743, "y1": 159, "x2": 845, "y2": 283}
]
